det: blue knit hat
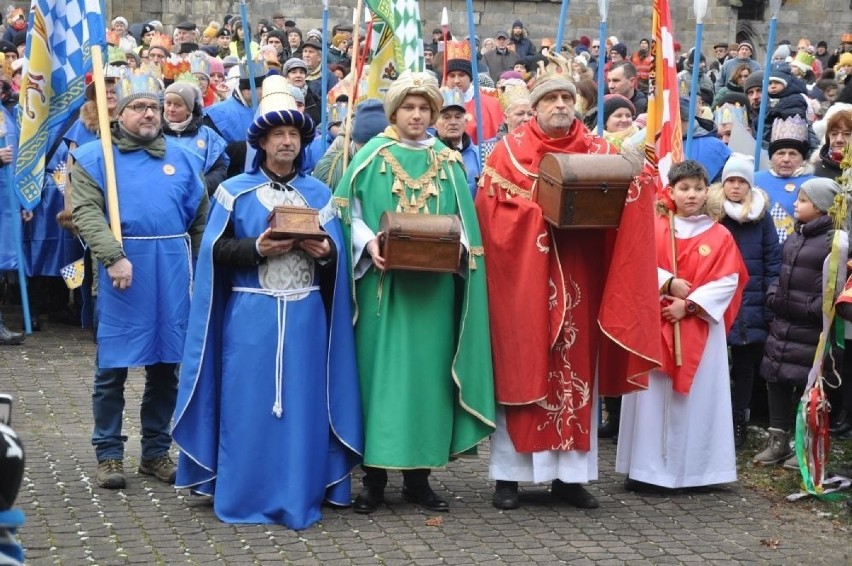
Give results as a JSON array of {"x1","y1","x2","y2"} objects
[{"x1": 351, "y1": 99, "x2": 389, "y2": 144}]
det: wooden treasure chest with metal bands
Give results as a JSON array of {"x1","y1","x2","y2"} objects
[
  {"x1": 267, "y1": 205, "x2": 328, "y2": 241},
  {"x1": 379, "y1": 212, "x2": 462, "y2": 273},
  {"x1": 536, "y1": 153, "x2": 639, "y2": 229}
]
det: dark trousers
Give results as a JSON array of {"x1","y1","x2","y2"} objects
[
  {"x1": 730, "y1": 342, "x2": 765, "y2": 413},
  {"x1": 362, "y1": 466, "x2": 431, "y2": 489},
  {"x1": 767, "y1": 381, "x2": 804, "y2": 431}
]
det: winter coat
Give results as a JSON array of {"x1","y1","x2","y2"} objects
[
  {"x1": 761, "y1": 215, "x2": 847, "y2": 385},
  {"x1": 712, "y1": 79, "x2": 744, "y2": 110},
  {"x1": 765, "y1": 75, "x2": 809, "y2": 125},
  {"x1": 483, "y1": 48, "x2": 520, "y2": 83},
  {"x1": 682, "y1": 116, "x2": 731, "y2": 182},
  {"x1": 708, "y1": 186, "x2": 782, "y2": 344}
]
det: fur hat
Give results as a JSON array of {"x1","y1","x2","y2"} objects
[{"x1": 799, "y1": 177, "x2": 841, "y2": 213}]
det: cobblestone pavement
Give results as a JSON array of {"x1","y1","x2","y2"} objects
[{"x1": 1, "y1": 314, "x2": 850, "y2": 565}]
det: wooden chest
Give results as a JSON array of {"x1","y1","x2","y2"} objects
[
  {"x1": 267, "y1": 205, "x2": 328, "y2": 241},
  {"x1": 379, "y1": 212, "x2": 461, "y2": 273},
  {"x1": 536, "y1": 153, "x2": 638, "y2": 229}
]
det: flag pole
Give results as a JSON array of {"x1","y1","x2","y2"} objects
[
  {"x1": 754, "y1": 0, "x2": 782, "y2": 171},
  {"x1": 342, "y1": 0, "x2": 365, "y2": 171},
  {"x1": 465, "y1": 0, "x2": 484, "y2": 161},
  {"x1": 554, "y1": 0, "x2": 571, "y2": 55},
  {"x1": 595, "y1": 0, "x2": 608, "y2": 134},
  {"x1": 320, "y1": 0, "x2": 329, "y2": 153},
  {"x1": 441, "y1": 7, "x2": 449, "y2": 86},
  {"x1": 3, "y1": 141, "x2": 31, "y2": 334},
  {"x1": 684, "y1": 0, "x2": 707, "y2": 157},
  {"x1": 239, "y1": 0, "x2": 258, "y2": 111},
  {"x1": 90, "y1": 46, "x2": 122, "y2": 245}
]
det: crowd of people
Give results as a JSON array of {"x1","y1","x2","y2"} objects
[{"x1": 0, "y1": 6, "x2": 851, "y2": 539}]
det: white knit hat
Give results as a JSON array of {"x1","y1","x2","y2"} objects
[{"x1": 721, "y1": 153, "x2": 755, "y2": 188}]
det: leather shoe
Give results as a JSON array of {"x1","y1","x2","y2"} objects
[
  {"x1": 623, "y1": 477, "x2": 670, "y2": 493},
  {"x1": 353, "y1": 485, "x2": 384, "y2": 514},
  {"x1": 0, "y1": 324, "x2": 24, "y2": 345},
  {"x1": 551, "y1": 480, "x2": 599, "y2": 509},
  {"x1": 492, "y1": 480, "x2": 519, "y2": 510},
  {"x1": 402, "y1": 483, "x2": 449, "y2": 512}
]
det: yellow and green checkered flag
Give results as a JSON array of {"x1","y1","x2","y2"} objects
[{"x1": 365, "y1": 0, "x2": 423, "y2": 73}]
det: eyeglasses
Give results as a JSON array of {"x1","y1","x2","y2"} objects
[{"x1": 125, "y1": 103, "x2": 160, "y2": 114}]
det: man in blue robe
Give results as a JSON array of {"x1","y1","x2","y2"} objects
[
  {"x1": 70, "y1": 69, "x2": 209, "y2": 490},
  {"x1": 173, "y1": 75, "x2": 362, "y2": 530}
]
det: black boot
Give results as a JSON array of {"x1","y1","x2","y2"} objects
[
  {"x1": 598, "y1": 397, "x2": 620, "y2": 439},
  {"x1": 551, "y1": 480, "x2": 599, "y2": 509},
  {"x1": 733, "y1": 409, "x2": 748, "y2": 449},
  {"x1": 0, "y1": 322, "x2": 24, "y2": 345},
  {"x1": 353, "y1": 466, "x2": 386, "y2": 514},
  {"x1": 492, "y1": 480, "x2": 519, "y2": 510},
  {"x1": 402, "y1": 469, "x2": 448, "y2": 512}
]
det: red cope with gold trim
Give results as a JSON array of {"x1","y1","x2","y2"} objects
[{"x1": 475, "y1": 118, "x2": 662, "y2": 453}]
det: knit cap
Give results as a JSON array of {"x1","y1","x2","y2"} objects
[
  {"x1": 837, "y1": 52, "x2": 852, "y2": 69},
  {"x1": 351, "y1": 99, "x2": 389, "y2": 144},
  {"x1": 164, "y1": 81, "x2": 201, "y2": 113},
  {"x1": 799, "y1": 177, "x2": 841, "y2": 213},
  {"x1": 602, "y1": 94, "x2": 635, "y2": 125},
  {"x1": 721, "y1": 153, "x2": 755, "y2": 188},
  {"x1": 772, "y1": 44, "x2": 791, "y2": 60},
  {"x1": 610, "y1": 43, "x2": 628, "y2": 58},
  {"x1": 744, "y1": 71, "x2": 764, "y2": 93},
  {"x1": 283, "y1": 58, "x2": 307, "y2": 74},
  {"x1": 530, "y1": 74, "x2": 576, "y2": 108}
]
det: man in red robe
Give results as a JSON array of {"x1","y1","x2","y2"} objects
[{"x1": 475, "y1": 71, "x2": 662, "y2": 510}]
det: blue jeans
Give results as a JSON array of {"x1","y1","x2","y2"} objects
[{"x1": 91, "y1": 361, "x2": 178, "y2": 462}]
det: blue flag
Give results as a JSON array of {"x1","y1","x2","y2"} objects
[{"x1": 14, "y1": 0, "x2": 105, "y2": 210}]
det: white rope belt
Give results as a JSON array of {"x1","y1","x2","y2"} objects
[
  {"x1": 124, "y1": 233, "x2": 193, "y2": 297},
  {"x1": 232, "y1": 285, "x2": 320, "y2": 418}
]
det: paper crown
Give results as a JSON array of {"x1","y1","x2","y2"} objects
[
  {"x1": 107, "y1": 45, "x2": 127, "y2": 65},
  {"x1": 440, "y1": 87, "x2": 465, "y2": 110},
  {"x1": 188, "y1": 52, "x2": 210, "y2": 77},
  {"x1": 795, "y1": 51, "x2": 815, "y2": 67},
  {"x1": 115, "y1": 68, "x2": 163, "y2": 104},
  {"x1": 445, "y1": 40, "x2": 471, "y2": 62},
  {"x1": 239, "y1": 57, "x2": 268, "y2": 80},
  {"x1": 162, "y1": 55, "x2": 191, "y2": 80},
  {"x1": 498, "y1": 79, "x2": 531, "y2": 111},
  {"x1": 173, "y1": 72, "x2": 200, "y2": 88},
  {"x1": 106, "y1": 29, "x2": 121, "y2": 47},
  {"x1": 149, "y1": 33, "x2": 173, "y2": 51},
  {"x1": 713, "y1": 103, "x2": 748, "y2": 127},
  {"x1": 770, "y1": 114, "x2": 809, "y2": 143},
  {"x1": 328, "y1": 101, "x2": 348, "y2": 124}
]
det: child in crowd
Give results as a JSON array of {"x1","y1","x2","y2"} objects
[
  {"x1": 708, "y1": 154, "x2": 781, "y2": 448},
  {"x1": 616, "y1": 160, "x2": 748, "y2": 491},
  {"x1": 756, "y1": 178, "x2": 849, "y2": 468}
]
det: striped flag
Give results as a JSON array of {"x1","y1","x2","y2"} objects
[
  {"x1": 643, "y1": 0, "x2": 683, "y2": 204},
  {"x1": 364, "y1": 0, "x2": 423, "y2": 73},
  {"x1": 14, "y1": 0, "x2": 105, "y2": 210}
]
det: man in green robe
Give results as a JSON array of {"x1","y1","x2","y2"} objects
[{"x1": 334, "y1": 71, "x2": 495, "y2": 514}]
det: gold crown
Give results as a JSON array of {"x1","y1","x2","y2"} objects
[
  {"x1": 445, "y1": 40, "x2": 471, "y2": 62},
  {"x1": 498, "y1": 79, "x2": 530, "y2": 111},
  {"x1": 534, "y1": 51, "x2": 572, "y2": 81}
]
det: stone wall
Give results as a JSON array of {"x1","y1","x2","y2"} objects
[{"x1": 102, "y1": 0, "x2": 852, "y2": 60}]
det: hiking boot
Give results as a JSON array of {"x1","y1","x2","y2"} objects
[
  {"x1": 782, "y1": 454, "x2": 800, "y2": 470},
  {"x1": 138, "y1": 454, "x2": 176, "y2": 484},
  {"x1": 753, "y1": 428, "x2": 792, "y2": 466},
  {"x1": 97, "y1": 459, "x2": 126, "y2": 489},
  {"x1": 733, "y1": 410, "x2": 749, "y2": 449}
]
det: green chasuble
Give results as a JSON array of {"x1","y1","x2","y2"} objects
[{"x1": 334, "y1": 130, "x2": 495, "y2": 469}]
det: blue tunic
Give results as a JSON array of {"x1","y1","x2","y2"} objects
[
  {"x1": 0, "y1": 106, "x2": 18, "y2": 272},
  {"x1": 165, "y1": 124, "x2": 229, "y2": 175},
  {"x1": 173, "y1": 170, "x2": 363, "y2": 530},
  {"x1": 754, "y1": 170, "x2": 815, "y2": 244},
  {"x1": 72, "y1": 138, "x2": 206, "y2": 368},
  {"x1": 203, "y1": 94, "x2": 254, "y2": 143}
]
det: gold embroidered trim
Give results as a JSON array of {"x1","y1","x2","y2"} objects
[
  {"x1": 482, "y1": 165, "x2": 533, "y2": 200},
  {"x1": 470, "y1": 246, "x2": 484, "y2": 256},
  {"x1": 379, "y1": 147, "x2": 446, "y2": 214},
  {"x1": 333, "y1": 196, "x2": 349, "y2": 208}
]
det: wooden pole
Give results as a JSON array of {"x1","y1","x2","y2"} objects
[
  {"x1": 341, "y1": 0, "x2": 364, "y2": 171},
  {"x1": 90, "y1": 45, "x2": 122, "y2": 245},
  {"x1": 669, "y1": 209, "x2": 682, "y2": 366}
]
